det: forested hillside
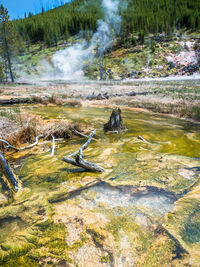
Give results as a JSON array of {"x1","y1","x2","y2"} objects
[{"x1": 14, "y1": 0, "x2": 200, "y2": 47}]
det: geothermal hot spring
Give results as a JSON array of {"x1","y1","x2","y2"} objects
[{"x1": 1, "y1": 105, "x2": 200, "y2": 265}]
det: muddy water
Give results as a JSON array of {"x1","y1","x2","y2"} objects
[{"x1": 1, "y1": 106, "x2": 200, "y2": 265}]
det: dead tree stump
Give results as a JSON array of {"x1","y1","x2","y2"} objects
[{"x1": 104, "y1": 108, "x2": 124, "y2": 132}]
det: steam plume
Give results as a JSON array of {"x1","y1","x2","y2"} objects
[{"x1": 41, "y1": 0, "x2": 125, "y2": 80}]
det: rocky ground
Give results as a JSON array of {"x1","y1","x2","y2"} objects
[{"x1": 14, "y1": 35, "x2": 200, "y2": 81}]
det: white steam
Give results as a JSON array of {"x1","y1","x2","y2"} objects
[
  {"x1": 41, "y1": 0, "x2": 124, "y2": 80},
  {"x1": 51, "y1": 42, "x2": 92, "y2": 80},
  {"x1": 102, "y1": 0, "x2": 121, "y2": 34}
]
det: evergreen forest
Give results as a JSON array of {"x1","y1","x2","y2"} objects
[{"x1": 14, "y1": 0, "x2": 200, "y2": 47}]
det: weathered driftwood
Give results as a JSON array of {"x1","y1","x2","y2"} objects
[
  {"x1": 71, "y1": 129, "x2": 97, "y2": 141},
  {"x1": 63, "y1": 149, "x2": 105, "y2": 172},
  {"x1": 67, "y1": 129, "x2": 96, "y2": 158},
  {"x1": 0, "y1": 135, "x2": 43, "y2": 152},
  {"x1": 104, "y1": 108, "x2": 124, "y2": 132},
  {"x1": 20, "y1": 135, "x2": 43, "y2": 150},
  {"x1": 0, "y1": 152, "x2": 19, "y2": 191},
  {"x1": 62, "y1": 130, "x2": 105, "y2": 173},
  {"x1": 0, "y1": 135, "x2": 43, "y2": 192}
]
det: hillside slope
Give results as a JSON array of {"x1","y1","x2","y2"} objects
[{"x1": 14, "y1": 0, "x2": 200, "y2": 47}]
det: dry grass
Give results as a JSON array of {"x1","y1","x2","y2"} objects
[
  {"x1": 48, "y1": 94, "x2": 64, "y2": 105},
  {"x1": 63, "y1": 99, "x2": 82, "y2": 107},
  {"x1": 0, "y1": 111, "x2": 86, "y2": 151},
  {"x1": 31, "y1": 95, "x2": 48, "y2": 105},
  {"x1": 48, "y1": 94, "x2": 82, "y2": 107},
  {"x1": 113, "y1": 95, "x2": 200, "y2": 121},
  {"x1": 42, "y1": 121, "x2": 84, "y2": 140},
  {"x1": 31, "y1": 94, "x2": 82, "y2": 107},
  {"x1": 2, "y1": 80, "x2": 200, "y2": 122},
  {"x1": 5, "y1": 112, "x2": 42, "y2": 146}
]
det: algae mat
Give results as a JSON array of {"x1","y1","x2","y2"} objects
[{"x1": 0, "y1": 106, "x2": 200, "y2": 266}]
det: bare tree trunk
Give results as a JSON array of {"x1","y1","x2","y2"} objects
[{"x1": 3, "y1": 22, "x2": 14, "y2": 83}]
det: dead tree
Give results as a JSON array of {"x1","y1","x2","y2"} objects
[
  {"x1": 104, "y1": 108, "x2": 125, "y2": 132},
  {"x1": 0, "y1": 152, "x2": 19, "y2": 191},
  {"x1": 62, "y1": 130, "x2": 105, "y2": 173}
]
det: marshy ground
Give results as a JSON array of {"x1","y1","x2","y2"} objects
[
  {"x1": 1, "y1": 78, "x2": 200, "y2": 120},
  {"x1": 0, "y1": 101, "x2": 200, "y2": 266}
]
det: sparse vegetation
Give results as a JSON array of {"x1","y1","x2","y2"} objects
[
  {"x1": 0, "y1": 0, "x2": 200, "y2": 266},
  {"x1": 0, "y1": 108, "x2": 86, "y2": 150}
]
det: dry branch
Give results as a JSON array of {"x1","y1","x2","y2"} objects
[
  {"x1": 51, "y1": 135, "x2": 55, "y2": 156},
  {"x1": 71, "y1": 128, "x2": 89, "y2": 138},
  {"x1": 0, "y1": 135, "x2": 43, "y2": 152},
  {"x1": 137, "y1": 135, "x2": 152, "y2": 144},
  {"x1": 66, "y1": 129, "x2": 96, "y2": 158},
  {"x1": 62, "y1": 129, "x2": 105, "y2": 173},
  {"x1": 0, "y1": 139, "x2": 19, "y2": 151},
  {"x1": 20, "y1": 135, "x2": 43, "y2": 150}
]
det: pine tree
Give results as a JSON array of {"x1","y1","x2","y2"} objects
[
  {"x1": 12, "y1": 0, "x2": 200, "y2": 47},
  {"x1": 0, "y1": 4, "x2": 19, "y2": 82},
  {"x1": 0, "y1": 61, "x2": 5, "y2": 81}
]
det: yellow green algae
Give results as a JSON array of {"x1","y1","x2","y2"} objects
[{"x1": 0, "y1": 106, "x2": 200, "y2": 266}]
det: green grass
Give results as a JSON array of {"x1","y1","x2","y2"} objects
[
  {"x1": 16, "y1": 37, "x2": 195, "y2": 80},
  {"x1": 0, "y1": 108, "x2": 20, "y2": 121}
]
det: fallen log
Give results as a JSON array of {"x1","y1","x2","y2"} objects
[
  {"x1": 86, "y1": 92, "x2": 109, "y2": 101},
  {"x1": 63, "y1": 156, "x2": 105, "y2": 172},
  {"x1": 0, "y1": 98, "x2": 31, "y2": 105},
  {"x1": 0, "y1": 152, "x2": 19, "y2": 191},
  {"x1": 0, "y1": 135, "x2": 43, "y2": 192},
  {"x1": 63, "y1": 149, "x2": 105, "y2": 173},
  {"x1": 62, "y1": 130, "x2": 105, "y2": 173}
]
